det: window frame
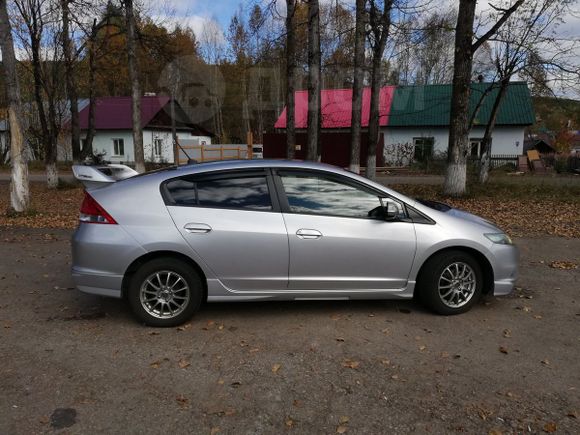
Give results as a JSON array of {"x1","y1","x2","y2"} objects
[
  {"x1": 112, "y1": 138, "x2": 125, "y2": 156},
  {"x1": 272, "y1": 168, "x2": 408, "y2": 221},
  {"x1": 160, "y1": 168, "x2": 280, "y2": 213},
  {"x1": 154, "y1": 138, "x2": 163, "y2": 157},
  {"x1": 469, "y1": 138, "x2": 483, "y2": 157},
  {"x1": 413, "y1": 137, "x2": 434, "y2": 162}
]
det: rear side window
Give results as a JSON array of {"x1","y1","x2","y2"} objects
[{"x1": 165, "y1": 175, "x2": 272, "y2": 211}]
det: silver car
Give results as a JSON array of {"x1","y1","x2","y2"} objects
[{"x1": 72, "y1": 160, "x2": 518, "y2": 326}]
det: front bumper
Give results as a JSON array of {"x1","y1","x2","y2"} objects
[{"x1": 490, "y1": 243, "x2": 520, "y2": 296}]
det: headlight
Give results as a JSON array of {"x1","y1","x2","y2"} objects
[{"x1": 484, "y1": 233, "x2": 513, "y2": 245}]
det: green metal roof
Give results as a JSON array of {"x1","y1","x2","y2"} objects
[{"x1": 387, "y1": 82, "x2": 535, "y2": 127}]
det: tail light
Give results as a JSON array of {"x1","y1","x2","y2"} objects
[{"x1": 79, "y1": 192, "x2": 117, "y2": 224}]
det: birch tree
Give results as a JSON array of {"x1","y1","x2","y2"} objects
[
  {"x1": 366, "y1": 0, "x2": 393, "y2": 180},
  {"x1": 349, "y1": 0, "x2": 367, "y2": 173},
  {"x1": 285, "y1": 0, "x2": 296, "y2": 159},
  {"x1": 0, "y1": 0, "x2": 29, "y2": 212},
  {"x1": 123, "y1": 0, "x2": 145, "y2": 173},
  {"x1": 306, "y1": 0, "x2": 321, "y2": 161},
  {"x1": 443, "y1": 0, "x2": 524, "y2": 196}
]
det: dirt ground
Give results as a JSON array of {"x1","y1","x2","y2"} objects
[{"x1": 0, "y1": 228, "x2": 579, "y2": 434}]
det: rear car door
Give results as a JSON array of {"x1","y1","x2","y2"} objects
[
  {"x1": 163, "y1": 169, "x2": 289, "y2": 291},
  {"x1": 275, "y1": 169, "x2": 417, "y2": 291}
]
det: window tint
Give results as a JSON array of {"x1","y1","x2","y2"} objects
[
  {"x1": 280, "y1": 174, "x2": 381, "y2": 218},
  {"x1": 165, "y1": 175, "x2": 272, "y2": 210},
  {"x1": 165, "y1": 178, "x2": 196, "y2": 206}
]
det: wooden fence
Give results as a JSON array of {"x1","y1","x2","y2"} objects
[{"x1": 178, "y1": 144, "x2": 252, "y2": 165}]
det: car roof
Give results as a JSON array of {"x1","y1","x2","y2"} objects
[{"x1": 174, "y1": 159, "x2": 346, "y2": 175}]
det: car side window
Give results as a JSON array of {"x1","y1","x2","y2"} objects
[
  {"x1": 165, "y1": 175, "x2": 272, "y2": 211},
  {"x1": 280, "y1": 173, "x2": 382, "y2": 218}
]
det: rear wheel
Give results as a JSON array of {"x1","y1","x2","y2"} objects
[
  {"x1": 128, "y1": 258, "x2": 203, "y2": 327},
  {"x1": 417, "y1": 251, "x2": 483, "y2": 315}
]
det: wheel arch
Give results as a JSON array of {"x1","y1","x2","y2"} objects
[
  {"x1": 122, "y1": 251, "x2": 208, "y2": 301},
  {"x1": 415, "y1": 246, "x2": 495, "y2": 295}
]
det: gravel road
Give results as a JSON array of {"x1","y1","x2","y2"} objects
[{"x1": 0, "y1": 228, "x2": 579, "y2": 434}]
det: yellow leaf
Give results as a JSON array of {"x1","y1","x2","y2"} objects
[
  {"x1": 178, "y1": 359, "x2": 190, "y2": 369},
  {"x1": 336, "y1": 425, "x2": 348, "y2": 434},
  {"x1": 342, "y1": 359, "x2": 360, "y2": 369},
  {"x1": 272, "y1": 363, "x2": 282, "y2": 374}
]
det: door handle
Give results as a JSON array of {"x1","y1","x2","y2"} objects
[
  {"x1": 296, "y1": 229, "x2": 322, "y2": 239},
  {"x1": 184, "y1": 223, "x2": 212, "y2": 234}
]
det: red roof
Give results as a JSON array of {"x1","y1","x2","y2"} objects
[
  {"x1": 274, "y1": 87, "x2": 396, "y2": 129},
  {"x1": 78, "y1": 96, "x2": 170, "y2": 130}
]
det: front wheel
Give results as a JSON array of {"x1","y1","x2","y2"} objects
[
  {"x1": 417, "y1": 251, "x2": 483, "y2": 315},
  {"x1": 128, "y1": 258, "x2": 203, "y2": 327}
]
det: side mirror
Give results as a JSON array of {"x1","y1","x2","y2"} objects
[{"x1": 381, "y1": 198, "x2": 401, "y2": 220}]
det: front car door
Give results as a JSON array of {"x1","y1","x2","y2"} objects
[
  {"x1": 164, "y1": 169, "x2": 289, "y2": 291},
  {"x1": 275, "y1": 169, "x2": 417, "y2": 291}
]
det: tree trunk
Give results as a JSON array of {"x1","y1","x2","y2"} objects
[
  {"x1": 349, "y1": 0, "x2": 366, "y2": 174},
  {"x1": 285, "y1": 0, "x2": 296, "y2": 159},
  {"x1": 443, "y1": 0, "x2": 476, "y2": 196},
  {"x1": 0, "y1": 0, "x2": 29, "y2": 212},
  {"x1": 479, "y1": 79, "x2": 509, "y2": 184},
  {"x1": 366, "y1": 0, "x2": 392, "y2": 180},
  {"x1": 27, "y1": 8, "x2": 58, "y2": 188},
  {"x1": 61, "y1": 0, "x2": 80, "y2": 161},
  {"x1": 80, "y1": 20, "x2": 98, "y2": 161},
  {"x1": 124, "y1": 0, "x2": 145, "y2": 173},
  {"x1": 306, "y1": 0, "x2": 321, "y2": 161},
  {"x1": 366, "y1": 53, "x2": 382, "y2": 180}
]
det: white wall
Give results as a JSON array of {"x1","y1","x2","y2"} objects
[
  {"x1": 80, "y1": 129, "x2": 212, "y2": 164},
  {"x1": 383, "y1": 126, "x2": 525, "y2": 165}
]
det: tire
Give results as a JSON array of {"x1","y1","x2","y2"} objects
[
  {"x1": 417, "y1": 250, "x2": 483, "y2": 315},
  {"x1": 128, "y1": 258, "x2": 203, "y2": 327}
]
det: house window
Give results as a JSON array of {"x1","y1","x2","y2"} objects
[
  {"x1": 113, "y1": 138, "x2": 124, "y2": 156},
  {"x1": 470, "y1": 139, "x2": 482, "y2": 157},
  {"x1": 413, "y1": 137, "x2": 434, "y2": 161},
  {"x1": 154, "y1": 138, "x2": 163, "y2": 157}
]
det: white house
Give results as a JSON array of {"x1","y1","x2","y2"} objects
[
  {"x1": 77, "y1": 96, "x2": 213, "y2": 164},
  {"x1": 271, "y1": 82, "x2": 535, "y2": 166}
]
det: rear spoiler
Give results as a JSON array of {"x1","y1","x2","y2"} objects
[{"x1": 72, "y1": 164, "x2": 139, "y2": 189}]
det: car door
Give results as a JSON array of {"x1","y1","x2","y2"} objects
[
  {"x1": 164, "y1": 169, "x2": 289, "y2": 291},
  {"x1": 275, "y1": 169, "x2": 417, "y2": 291}
]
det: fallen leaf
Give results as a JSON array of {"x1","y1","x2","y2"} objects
[
  {"x1": 293, "y1": 400, "x2": 302, "y2": 407},
  {"x1": 543, "y1": 422, "x2": 557, "y2": 433},
  {"x1": 418, "y1": 345, "x2": 426, "y2": 351},
  {"x1": 217, "y1": 379, "x2": 224, "y2": 385},
  {"x1": 380, "y1": 358, "x2": 391, "y2": 366},
  {"x1": 336, "y1": 337, "x2": 345, "y2": 342},
  {"x1": 534, "y1": 315, "x2": 543, "y2": 320},
  {"x1": 339, "y1": 416, "x2": 349, "y2": 424},
  {"x1": 503, "y1": 329, "x2": 512, "y2": 338},
  {"x1": 342, "y1": 359, "x2": 360, "y2": 369},
  {"x1": 176, "y1": 395, "x2": 189, "y2": 407},
  {"x1": 549, "y1": 260, "x2": 578, "y2": 270},
  {"x1": 178, "y1": 359, "x2": 190, "y2": 369},
  {"x1": 391, "y1": 374, "x2": 399, "y2": 380},
  {"x1": 488, "y1": 429, "x2": 503, "y2": 435},
  {"x1": 499, "y1": 346, "x2": 509, "y2": 354},
  {"x1": 567, "y1": 410, "x2": 578, "y2": 418},
  {"x1": 272, "y1": 363, "x2": 282, "y2": 374},
  {"x1": 541, "y1": 359, "x2": 550, "y2": 366},
  {"x1": 285, "y1": 417, "x2": 294, "y2": 428},
  {"x1": 150, "y1": 361, "x2": 161, "y2": 369},
  {"x1": 336, "y1": 425, "x2": 348, "y2": 434},
  {"x1": 210, "y1": 427, "x2": 220, "y2": 435}
]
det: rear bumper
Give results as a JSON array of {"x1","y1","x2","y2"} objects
[
  {"x1": 71, "y1": 223, "x2": 145, "y2": 298},
  {"x1": 72, "y1": 267, "x2": 123, "y2": 298}
]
